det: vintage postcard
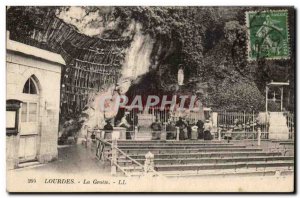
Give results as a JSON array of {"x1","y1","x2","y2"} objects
[{"x1": 6, "y1": 6, "x2": 295, "y2": 192}]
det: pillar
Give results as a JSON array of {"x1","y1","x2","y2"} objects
[
  {"x1": 111, "y1": 138, "x2": 118, "y2": 176},
  {"x1": 280, "y1": 87, "x2": 283, "y2": 111},
  {"x1": 257, "y1": 127, "x2": 261, "y2": 146},
  {"x1": 176, "y1": 127, "x2": 180, "y2": 141},
  {"x1": 144, "y1": 151, "x2": 155, "y2": 176}
]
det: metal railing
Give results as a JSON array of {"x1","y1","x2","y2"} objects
[
  {"x1": 216, "y1": 111, "x2": 265, "y2": 132},
  {"x1": 95, "y1": 137, "x2": 163, "y2": 177},
  {"x1": 213, "y1": 129, "x2": 294, "y2": 156},
  {"x1": 86, "y1": 129, "x2": 180, "y2": 142},
  {"x1": 216, "y1": 111, "x2": 295, "y2": 140},
  {"x1": 123, "y1": 106, "x2": 204, "y2": 128},
  {"x1": 285, "y1": 112, "x2": 294, "y2": 139}
]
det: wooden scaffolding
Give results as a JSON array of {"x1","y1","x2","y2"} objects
[{"x1": 10, "y1": 16, "x2": 131, "y2": 117}]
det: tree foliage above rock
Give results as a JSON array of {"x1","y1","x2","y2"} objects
[{"x1": 7, "y1": 6, "x2": 295, "y2": 112}]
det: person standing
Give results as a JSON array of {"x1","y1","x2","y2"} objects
[
  {"x1": 203, "y1": 119, "x2": 213, "y2": 140},
  {"x1": 166, "y1": 121, "x2": 176, "y2": 140},
  {"x1": 117, "y1": 112, "x2": 131, "y2": 128},
  {"x1": 196, "y1": 119, "x2": 204, "y2": 139},
  {"x1": 103, "y1": 120, "x2": 113, "y2": 139},
  {"x1": 117, "y1": 112, "x2": 131, "y2": 139},
  {"x1": 150, "y1": 118, "x2": 162, "y2": 140},
  {"x1": 186, "y1": 120, "x2": 192, "y2": 140},
  {"x1": 191, "y1": 124, "x2": 198, "y2": 140},
  {"x1": 175, "y1": 117, "x2": 188, "y2": 140}
]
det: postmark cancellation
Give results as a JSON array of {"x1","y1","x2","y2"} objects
[{"x1": 246, "y1": 10, "x2": 290, "y2": 61}]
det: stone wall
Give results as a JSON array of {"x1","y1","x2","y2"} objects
[
  {"x1": 6, "y1": 49, "x2": 63, "y2": 169},
  {"x1": 6, "y1": 135, "x2": 19, "y2": 169}
]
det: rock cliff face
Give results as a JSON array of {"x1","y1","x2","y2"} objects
[{"x1": 7, "y1": 7, "x2": 295, "y2": 134}]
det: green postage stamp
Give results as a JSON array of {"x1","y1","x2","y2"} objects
[{"x1": 246, "y1": 10, "x2": 290, "y2": 60}]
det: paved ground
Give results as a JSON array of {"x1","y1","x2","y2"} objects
[{"x1": 10, "y1": 143, "x2": 111, "y2": 176}]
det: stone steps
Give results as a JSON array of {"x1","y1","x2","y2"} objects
[
  {"x1": 128, "y1": 169, "x2": 294, "y2": 178},
  {"x1": 116, "y1": 156, "x2": 294, "y2": 166},
  {"x1": 103, "y1": 140, "x2": 293, "y2": 177},
  {"x1": 18, "y1": 160, "x2": 40, "y2": 168},
  {"x1": 159, "y1": 167, "x2": 294, "y2": 177},
  {"x1": 134, "y1": 132, "x2": 152, "y2": 141},
  {"x1": 118, "y1": 145, "x2": 246, "y2": 149},
  {"x1": 117, "y1": 143, "x2": 236, "y2": 146},
  {"x1": 121, "y1": 160, "x2": 294, "y2": 172},
  {"x1": 268, "y1": 112, "x2": 289, "y2": 140},
  {"x1": 127, "y1": 151, "x2": 282, "y2": 159},
  {"x1": 111, "y1": 140, "x2": 223, "y2": 144},
  {"x1": 271, "y1": 140, "x2": 294, "y2": 143},
  {"x1": 121, "y1": 166, "x2": 294, "y2": 178},
  {"x1": 121, "y1": 148, "x2": 263, "y2": 155},
  {"x1": 279, "y1": 142, "x2": 294, "y2": 145}
]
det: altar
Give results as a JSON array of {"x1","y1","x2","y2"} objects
[{"x1": 134, "y1": 112, "x2": 155, "y2": 140}]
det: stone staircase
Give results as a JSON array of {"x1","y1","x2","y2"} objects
[
  {"x1": 269, "y1": 112, "x2": 289, "y2": 140},
  {"x1": 271, "y1": 140, "x2": 294, "y2": 156},
  {"x1": 18, "y1": 160, "x2": 41, "y2": 168},
  {"x1": 106, "y1": 140, "x2": 294, "y2": 177},
  {"x1": 134, "y1": 132, "x2": 152, "y2": 140}
]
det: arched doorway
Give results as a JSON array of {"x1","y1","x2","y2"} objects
[{"x1": 18, "y1": 75, "x2": 40, "y2": 162}]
